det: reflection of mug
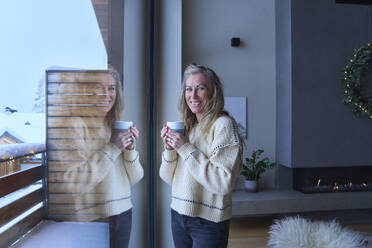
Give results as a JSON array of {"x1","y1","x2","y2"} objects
[
  {"x1": 167, "y1": 121, "x2": 184, "y2": 134},
  {"x1": 114, "y1": 121, "x2": 133, "y2": 131}
]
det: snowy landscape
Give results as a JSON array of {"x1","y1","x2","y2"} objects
[{"x1": 0, "y1": 0, "x2": 107, "y2": 146}]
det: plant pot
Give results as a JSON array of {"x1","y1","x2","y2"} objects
[{"x1": 244, "y1": 180, "x2": 258, "y2": 193}]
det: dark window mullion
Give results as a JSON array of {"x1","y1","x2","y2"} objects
[{"x1": 146, "y1": 0, "x2": 158, "y2": 247}]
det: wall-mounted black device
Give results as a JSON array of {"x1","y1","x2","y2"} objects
[{"x1": 231, "y1": 37, "x2": 240, "y2": 47}]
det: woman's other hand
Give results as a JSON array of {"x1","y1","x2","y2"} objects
[
  {"x1": 161, "y1": 125, "x2": 173, "y2": 150},
  {"x1": 166, "y1": 129, "x2": 185, "y2": 151},
  {"x1": 126, "y1": 125, "x2": 139, "y2": 150}
]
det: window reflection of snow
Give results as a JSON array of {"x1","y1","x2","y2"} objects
[{"x1": 0, "y1": 0, "x2": 107, "y2": 113}]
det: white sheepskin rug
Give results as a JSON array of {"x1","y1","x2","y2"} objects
[{"x1": 268, "y1": 216, "x2": 367, "y2": 248}]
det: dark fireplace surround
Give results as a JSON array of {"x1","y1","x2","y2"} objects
[{"x1": 275, "y1": 0, "x2": 372, "y2": 196}]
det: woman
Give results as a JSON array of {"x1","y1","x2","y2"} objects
[
  {"x1": 62, "y1": 66, "x2": 143, "y2": 248},
  {"x1": 159, "y1": 64, "x2": 242, "y2": 248}
]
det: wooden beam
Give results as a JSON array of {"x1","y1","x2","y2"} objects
[
  {"x1": 48, "y1": 95, "x2": 107, "y2": 105},
  {"x1": 48, "y1": 106, "x2": 106, "y2": 117},
  {"x1": 48, "y1": 192, "x2": 106, "y2": 204},
  {"x1": 48, "y1": 83, "x2": 106, "y2": 94},
  {"x1": 48, "y1": 117, "x2": 105, "y2": 128},
  {"x1": 48, "y1": 161, "x2": 108, "y2": 174},
  {"x1": 48, "y1": 139, "x2": 105, "y2": 150},
  {"x1": 0, "y1": 165, "x2": 42, "y2": 198},
  {"x1": 0, "y1": 189, "x2": 42, "y2": 226},
  {"x1": 48, "y1": 128, "x2": 103, "y2": 139},
  {"x1": 48, "y1": 182, "x2": 106, "y2": 194},
  {"x1": 48, "y1": 171, "x2": 110, "y2": 183},
  {"x1": 48, "y1": 151, "x2": 110, "y2": 161},
  {"x1": 0, "y1": 209, "x2": 42, "y2": 248},
  {"x1": 47, "y1": 71, "x2": 109, "y2": 83}
]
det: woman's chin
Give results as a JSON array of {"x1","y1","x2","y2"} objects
[
  {"x1": 101, "y1": 107, "x2": 112, "y2": 116},
  {"x1": 190, "y1": 109, "x2": 204, "y2": 117},
  {"x1": 189, "y1": 107, "x2": 199, "y2": 114}
]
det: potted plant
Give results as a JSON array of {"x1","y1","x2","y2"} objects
[{"x1": 241, "y1": 149, "x2": 275, "y2": 192}]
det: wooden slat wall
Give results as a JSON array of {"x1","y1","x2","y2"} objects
[{"x1": 47, "y1": 70, "x2": 110, "y2": 220}]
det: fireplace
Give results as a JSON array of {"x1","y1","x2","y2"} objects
[{"x1": 293, "y1": 166, "x2": 372, "y2": 194}]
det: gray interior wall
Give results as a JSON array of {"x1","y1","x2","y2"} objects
[
  {"x1": 157, "y1": 0, "x2": 182, "y2": 247},
  {"x1": 182, "y1": 0, "x2": 276, "y2": 188},
  {"x1": 123, "y1": 0, "x2": 147, "y2": 247},
  {"x1": 275, "y1": 0, "x2": 292, "y2": 167},
  {"x1": 290, "y1": 0, "x2": 372, "y2": 167}
]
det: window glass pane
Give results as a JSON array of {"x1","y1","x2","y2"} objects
[{"x1": 0, "y1": 1, "x2": 120, "y2": 247}]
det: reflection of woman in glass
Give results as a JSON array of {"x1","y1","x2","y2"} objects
[
  {"x1": 65, "y1": 66, "x2": 143, "y2": 248},
  {"x1": 160, "y1": 64, "x2": 242, "y2": 248}
]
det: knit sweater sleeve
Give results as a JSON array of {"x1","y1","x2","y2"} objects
[
  {"x1": 159, "y1": 149, "x2": 178, "y2": 185},
  {"x1": 122, "y1": 148, "x2": 144, "y2": 186},
  {"x1": 63, "y1": 142, "x2": 121, "y2": 190},
  {"x1": 176, "y1": 117, "x2": 242, "y2": 195}
]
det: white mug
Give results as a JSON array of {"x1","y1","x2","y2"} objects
[
  {"x1": 114, "y1": 121, "x2": 133, "y2": 131},
  {"x1": 167, "y1": 121, "x2": 184, "y2": 134}
]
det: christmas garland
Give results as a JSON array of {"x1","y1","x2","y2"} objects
[{"x1": 341, "y1": 43, "x2": 372, "y2": 118}]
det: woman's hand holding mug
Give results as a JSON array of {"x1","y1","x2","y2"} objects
[
  {"x1": 163, "y1": 126, "x2": 186, "y2": 151},
  {"x1": 161, "y1": 125, "x2": 173, "y2": 150},
  {"x1": 111, "y1": 125, "x2": 139, "y2": 150}
]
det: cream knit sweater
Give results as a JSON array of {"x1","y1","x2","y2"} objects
[
  {"x1": 160, "y1": 116, "x2": 242, "y2": 223},
  {"x1": 70, "y1": 144, "x2": 143, "y2": 222},
  {"x1": 48, "y1": 122, "x2": 144, "y2": 222}
]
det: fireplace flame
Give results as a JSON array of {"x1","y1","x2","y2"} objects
[
  {"x1": 308, "y1": 176, "x2": 370, "y2": 193},
  {"x1": 333, "y1": 182, "x2": 339, "y2": 190}
]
